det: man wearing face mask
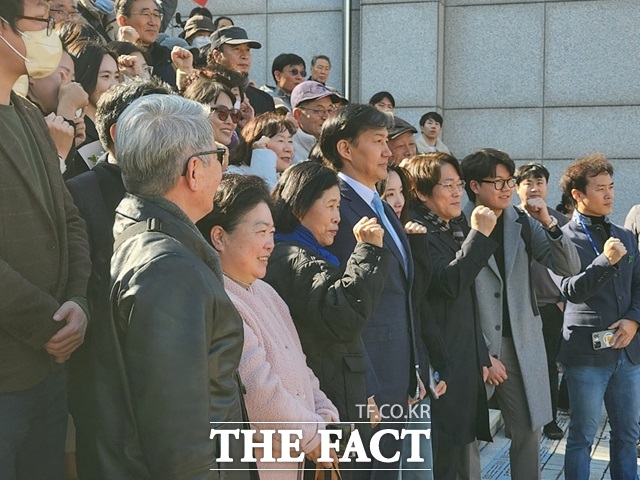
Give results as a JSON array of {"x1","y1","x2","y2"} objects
[{"x1": 0, "y1": 1, "x2": 91, "y2": 478}]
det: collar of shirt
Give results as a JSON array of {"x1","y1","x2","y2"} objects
[{"x1": 338, "y1": 172, "x2": 376, "y2": 207}]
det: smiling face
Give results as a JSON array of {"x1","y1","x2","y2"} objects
[
  {"x1": 300, "y1": 185, "x2": 341, "y2": 246},
  {"x1": 208, "y1": 92, "x2": 236, "y2": 146},
  {"x1": 216, "y1": 202, "x2": 275, "y2": 284},
  {"x1": 89, "y1": 54, "x2": 120, "y2": 108},
  {"x1": 573, "y1": 172, "x2": 614, "y2": 217},
  {"x1": 120, "y1": 0, "x2": 161, "y2": 47},
  {"x1": 340, "y1": 127, "x2": 392, "y2": 189},
  {"x1": 470, "y1": 163, "x2": 514, "y2": 215},
  {"x1": 421, "y1": 163, "x2": 463, "y2": 222},
  {"x1": 382, "y1": 170, "x2": 405, "y2": 219},
  {"x1": 295, "y1": 96, "x2": 334, "y2": 139},
  {"x1": 267, "y1": 128, "x2": 294, "y2": 173}
]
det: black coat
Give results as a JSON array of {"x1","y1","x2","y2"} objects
[
  {"x1": 264, "y1": 241, "x2": 389, "y2": 422},
  {"x1": 413, "y1": 210, "x2": 496, "y2": 445}
]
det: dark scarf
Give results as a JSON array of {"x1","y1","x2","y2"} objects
[
  {"x1": 415, "y1": 203, "x2": 465, "y2": 245},
  {"x1": 274, "y1": 224, "x2": 340, "y2": 266}
]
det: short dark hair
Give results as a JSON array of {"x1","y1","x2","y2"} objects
[
  {"x1": 190, "y1": 7, "x2": 212, "y2": 19},
  {"x1": 515, "y1": 163, "x2": 550, "y2": 185},
  {"x1": 272, "y1": 162, "x2": 339, "y2": 233},
  {"x1": 319, "y1": 104, "x2": 392, "y2": 171},
  {"x1": 115, "y1": 0, "x2": 159, "y2": 17},
  {"x1": 56, "y1": 20, "x2": 104, "y2": 47},
  {"x1": 460, "y1": 148, "x2": 515, "y2": 202},
  {"x1": 67, "y1": 41, "x2": 118, "y2": 98},
  {"x1": 231, "y1": 112, "x2": 296, "y2": 167},
  {"x1": 95, "y1": 77, "x2": 173, "y2": 151},
  {"x1": 0, "y1": 0, "x2": 24, "y2": 30},
  {"x1": 182, "y1": 78, "x2": 236, "y2": 106},
  {"x1": 108, "y1": 40, "x2": 150, "y2": 63},
  {"x1": 419, "y1": 111, "x2": 443, "y2": 127},
  {"x1": 559, "y1": 153, "x2": 613, "y2": 204},
  {"x1": 368, "y1": 91, "x2": 395, "y2": 108},
  {"x1": 404, "y1": 153, "x2": 462, "y2": 199},
  {"x1": 311, "y1": 55, "x2": 331, "y2": 67},
  {"x1": 196, "y1": 175, "x2": 272, "y2": 243},
  {"x1": 271, "y1": 53, "x2": 306, "y2": 82},
  {"x1": 212, "y1": 16, "x2": 233, "y2": 30}
]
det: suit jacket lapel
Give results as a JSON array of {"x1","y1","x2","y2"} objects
[{"x1": 503, "y1": 206, "x2": 521, "y2": 281}]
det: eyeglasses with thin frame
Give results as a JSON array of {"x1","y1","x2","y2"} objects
[
  {"x1": 210, "y1": 106, "x2": 240, "y2": 123},
  {"x1": 479, "y1": 178, "x2": 516, "y2": 190},
  {"x1": 49, "y1": 9, "x2": 81, "y2": 21},
  {"x1": 287, "y1": 68, "x2": 307, "y2": 77},
  {"x1": 130, "y1": 10, "x2": 163, "y2": 21},
  {"x1": 17, "y1": 15, "x2": 55, "y2": 35},
  {"x1": 436, "y1": 180, "x2": 466, "y2": 192},
  {"x1": 299, "y1": 105, "x2": 337, "y2": 117},
  {"x1": 181, "y1": 148, "x2": 227, "y2": 176}
]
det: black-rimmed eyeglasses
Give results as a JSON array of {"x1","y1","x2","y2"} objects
[
  {"x1": 478, "y1": 178, "x2": 516, "y2": 190},
  {"x1": 181, "y1": 148, "x2": 227, "y2": 176}
]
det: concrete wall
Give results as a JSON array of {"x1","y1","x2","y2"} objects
[{"x1": 171, "y1": 0, "x2": 640, "y2": 223}]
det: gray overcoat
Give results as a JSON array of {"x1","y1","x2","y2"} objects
[{"x1": 463, "y1": 202, "x2": 581, "y2": 430}]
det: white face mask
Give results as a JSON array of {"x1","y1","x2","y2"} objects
[
  {"x1": 0, "y1": 18, "x2": 63, "y2": 79},
  {"x1": 191, "y1": 36, "x2": 211, "y2": 49}
]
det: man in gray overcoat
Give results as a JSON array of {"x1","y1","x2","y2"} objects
[{"x1": 461, "y1": 149, "x2": 580, "y2": 479}]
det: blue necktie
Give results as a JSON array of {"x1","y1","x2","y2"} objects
[{"x1": 372, "y1": 192, "x2": 408, "y2": 270}]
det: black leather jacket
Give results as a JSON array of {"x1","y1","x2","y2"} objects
[{"x1": 94, "y1": 194, "x2": 252, "y2": 479}]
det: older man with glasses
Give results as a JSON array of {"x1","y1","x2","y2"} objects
[
  {"x1": 93, "y1": 94, "x2": 252, "y2": 479},
  {"x1": 115, "y1": 0, "x2": 177, "y2": 88},
  {"x1": 290, "y1": 80, "x2": 345, "y2": 164}
]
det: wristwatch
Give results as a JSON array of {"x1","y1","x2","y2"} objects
[{"x1": 544, "y1": 215, "x2": 559, "y2": 231}]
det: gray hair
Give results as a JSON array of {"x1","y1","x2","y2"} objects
[{"x1": 116, "y1": 94, "x2": 213, "y2": 196}]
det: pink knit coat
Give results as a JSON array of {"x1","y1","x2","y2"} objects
[{"x1": 224, "y1": 277, "x2": 340, "y2": 480}]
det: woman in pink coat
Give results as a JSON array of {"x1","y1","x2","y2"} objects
[{"x1": 197, "y1": 174, "x2": 340, "y2": 479}]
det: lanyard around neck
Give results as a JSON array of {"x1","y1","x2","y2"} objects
[{"x1": 577, "y1": 212, "x2": 601, "y2": 256}]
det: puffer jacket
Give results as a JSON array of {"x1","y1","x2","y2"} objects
[
  {"x1": 264, "y1": 240, "x2": 388, "y2": 422},
  {"x1": 93, "y1": 193, "x2": 253, "y2": 480}
]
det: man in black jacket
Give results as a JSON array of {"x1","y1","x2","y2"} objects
[
  {"x1": 210, "y1": 26, "x2": 275, "y2": 115},
  {"x1": 94, "y1": 94, "x2": 251, "y2": 479}
]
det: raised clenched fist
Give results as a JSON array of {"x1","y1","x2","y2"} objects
[
  {"x1": 354, "y1": 216, "x2": 384, "y2": 248},
  {"x1": 471, "y1": 205, "x2": 497, "y2": 237},
  {"x1": 603, "y1": 237, "x2": 627, "y2": 265}
]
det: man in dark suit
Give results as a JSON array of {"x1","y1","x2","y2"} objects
[
  {"x1": 0, "y1": 0, "x2": 91, "y2": 477},
  {"x1": 320, "y1": 104, "x2": 424, "y2": 478}
]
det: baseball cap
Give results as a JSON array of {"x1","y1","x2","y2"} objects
[
  {"x1": 291, "y1": 81, "x2": 346, "y2": 109},
  {"x1": 184, "y1": 15, "x2": 215, "y2": 42},
  {"x1": 388, "y1": 116, "x2": 417, "y2": 140},
  {"x1": 210, "y1": 26, "x2": 261, "y2": 50}
]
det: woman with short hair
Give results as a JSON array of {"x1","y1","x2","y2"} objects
[{"x1": 196, "y1": 174, "x2": 340, "y2": 479}]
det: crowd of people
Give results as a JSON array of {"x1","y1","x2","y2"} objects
[{"x1": 2, "y1": 1, "x2": 640, "y2": 480}]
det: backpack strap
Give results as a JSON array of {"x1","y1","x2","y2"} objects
[
  {"x1": 514, "y1": 206, "x2": 540, "y2": 317},
  {"x1": 113, "y1": 217, "x2": 166, "y2": 252}
]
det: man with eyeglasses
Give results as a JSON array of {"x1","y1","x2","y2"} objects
[
  {"x1": 461, "y1": 149, "x2": 580, "y2": 479},
  {"x1": 115, "y1": 0, "x2": 177, "y2": 88},
  {"x1": 290, "y1": 80, "x2": 344, "y2": 164},
  {"x1": 261, "y1": 52, "x2": 307, "y2": 111},
  {"x1": 0, "y1": 0, "x2": 91, "y2": 478},
  {"x1": 95, "y1": 93, "x2": 252, "y2": 479},
  {"x1": 50, "y1": 0, "x2": 81, "y2": 23}
]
